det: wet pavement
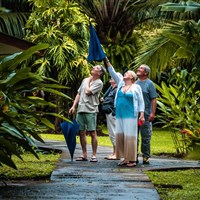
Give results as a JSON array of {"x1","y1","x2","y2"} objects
[{"x1": 0, "y1": 140, "x2": 199, "y2": 200}]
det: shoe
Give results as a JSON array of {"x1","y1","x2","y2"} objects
[{"x1": 143, "y1": 157, "x2": 150, "y2": 164}]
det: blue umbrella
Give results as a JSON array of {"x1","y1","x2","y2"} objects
[
  {"x1": 87, "y1": 23, "x2": 106, "y2": 62},
  {"x1": 60, "y1": 120, "x2": 79, "y2": 161}
]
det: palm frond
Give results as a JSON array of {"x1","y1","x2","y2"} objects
[
  {"x1": 159, "y1": 0, "x2": 200, "y2": 21},
  {"x1": 0, "y1": 12, "x2": 29, "y2": 37},
  {"x1": 76, "y1": 0, "x2": 151, "y2": 39},
  {"x1": 133, "y1": 34, "x2": 178, "y2": 80},
  {"x1": 133, "y1": 17, "x2": 200, "y2": 80}
]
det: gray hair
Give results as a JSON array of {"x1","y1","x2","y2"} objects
[
  {"x1": 99, "y1": 65, "x2": 107, "y2": 76},
  {"x1": 142, "y1": 64, "x2": 151, "y2": 75}
]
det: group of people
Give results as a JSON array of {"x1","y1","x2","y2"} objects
[{"x1": 69, "y1": 57, "x2": 157, "y2": 167}]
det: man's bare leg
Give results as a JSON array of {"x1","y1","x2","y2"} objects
[
  {"x1": 79, "y1": 130, "x2": 87, "y2": 158},
  {"x1": 90, "y1": 130, "x2": 98, "y2": 157}
]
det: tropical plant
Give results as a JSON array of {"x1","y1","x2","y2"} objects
[
  {"x1": 25, "y1": 0, "x2": 90, "y2": 84},
  {"x1": 75, "y1": 0, "x2": 167, "y2": 72},
  {"x1": 133, "y1": 0, "x2": 200, "y2": 80},
  {"x1": 180, "y1": 128, "x2": 200, "y2": 154},
  {"x1": 155, "y1": 68, "x2": 200, "y2": 156},
  {"x1": 0, "y1": 44, "x2": 71, "y2": 169}
]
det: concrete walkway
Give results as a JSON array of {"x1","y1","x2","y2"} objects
[{"x1": 0, "y1": 140, "x2": 199, "y2": 200}]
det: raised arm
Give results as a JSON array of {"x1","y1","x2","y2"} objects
[{"x1": 103, "y1": 57, "x2": 123, "y2": 85}]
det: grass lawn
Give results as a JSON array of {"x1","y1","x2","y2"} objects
[
  {"x1": 150, "y1": 128, "x2": 176, "y2": 155},
  {"x1": 0, "y1": 152, "x2": 60, "y2": 181},
  {"x1": 40, "y1": 126, "x2": 177, "y2": 156},
  {"x1": 146, "y1": 169, "x2": 200, "y2": 200}
]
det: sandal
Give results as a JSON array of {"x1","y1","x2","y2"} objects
[
  {"x1": 126, "y1": 162, "x2": 137, "y2": 167},
  {"x1": 104, "y1": 154, "x2": 113, "y2": 159},
  {"x1": 90, "y1": 157, "x2": 98, "y2": 162},
  {"x1": 118, "y1": 160, "x2": 129, "y2": 166},
  {"x1": 75, "y1": 156, "x2": 88, "y2": 161},
  {"x1": 106, "y1": 155, "x2": 119, "y2": 160}
]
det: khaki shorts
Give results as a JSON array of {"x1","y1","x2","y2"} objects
[{"x1": 76, "y1": 113, "x2": 97, "y2": 131}]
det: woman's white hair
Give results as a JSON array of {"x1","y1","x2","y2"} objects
[{"x1": 127, "y1": 70, "x2": 137, "y2": 82}]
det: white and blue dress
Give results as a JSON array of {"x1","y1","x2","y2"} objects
[{"x1": 108, "y1": 66, "x2": 144, "y2": 162}]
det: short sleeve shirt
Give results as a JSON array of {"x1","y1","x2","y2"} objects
[
  {"x1": 136, "y1": 78, "x2": 157, "y2": 116},
  {"x1": 77, "y1": 78, "x2": 103, "y2": 113}
]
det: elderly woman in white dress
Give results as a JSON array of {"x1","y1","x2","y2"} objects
[{"x1": 104, "y1": 57, "x2": 145, "y2": 167}]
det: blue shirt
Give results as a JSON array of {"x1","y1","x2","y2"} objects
[{"x1": 136, "y1": 78, "x2": 157, "y2": 117}]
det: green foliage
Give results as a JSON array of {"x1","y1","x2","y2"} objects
[
  {"x1": 0, "y1": 12, "x2": 29, "y2": 37},
  {"x1": 156, "y1": 68, "x2": 200, "y2": 156},
  {"x1": 76, "y1": 0, "x2": 162, "y2": 71},
  {"x1": 25, "y1": 0, "x2": 91, "y2": 84},
  {"x1": 104, "y1": 31, "x2": 141, "y2": 71},
  {"x1": 160, "y1": 1, "x2": 200, "y2": 13},
  {"x1": 134, "y1": 20, "x2": 200, "y2": 79},
  {"x1": 146, "y1": 169, "x2": 200, "y2": 200},
  {"x1": 0, "y1": 0, "x2": 32, "y2": 38},
  {"x1": 24, "y1": 0, "x2": 93, "y2": 128},
  {"x1": 0, "y1": 44, "x2": 71, "y2": 169},
  {"x1": 134, "y1": 1, "x2": 200, "y2": 80}
]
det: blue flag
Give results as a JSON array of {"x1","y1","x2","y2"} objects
[{"x1": 87, "y1": 23, "x2": 106, "y2": 62}]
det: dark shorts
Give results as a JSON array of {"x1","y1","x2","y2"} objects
[{"x1": 76, "y1": 113, "x2": 97, "y2": 131}]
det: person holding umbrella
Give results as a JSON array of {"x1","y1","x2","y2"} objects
[{"x1": 69, "y1": 65, "x2": 106, "y2": 162}]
